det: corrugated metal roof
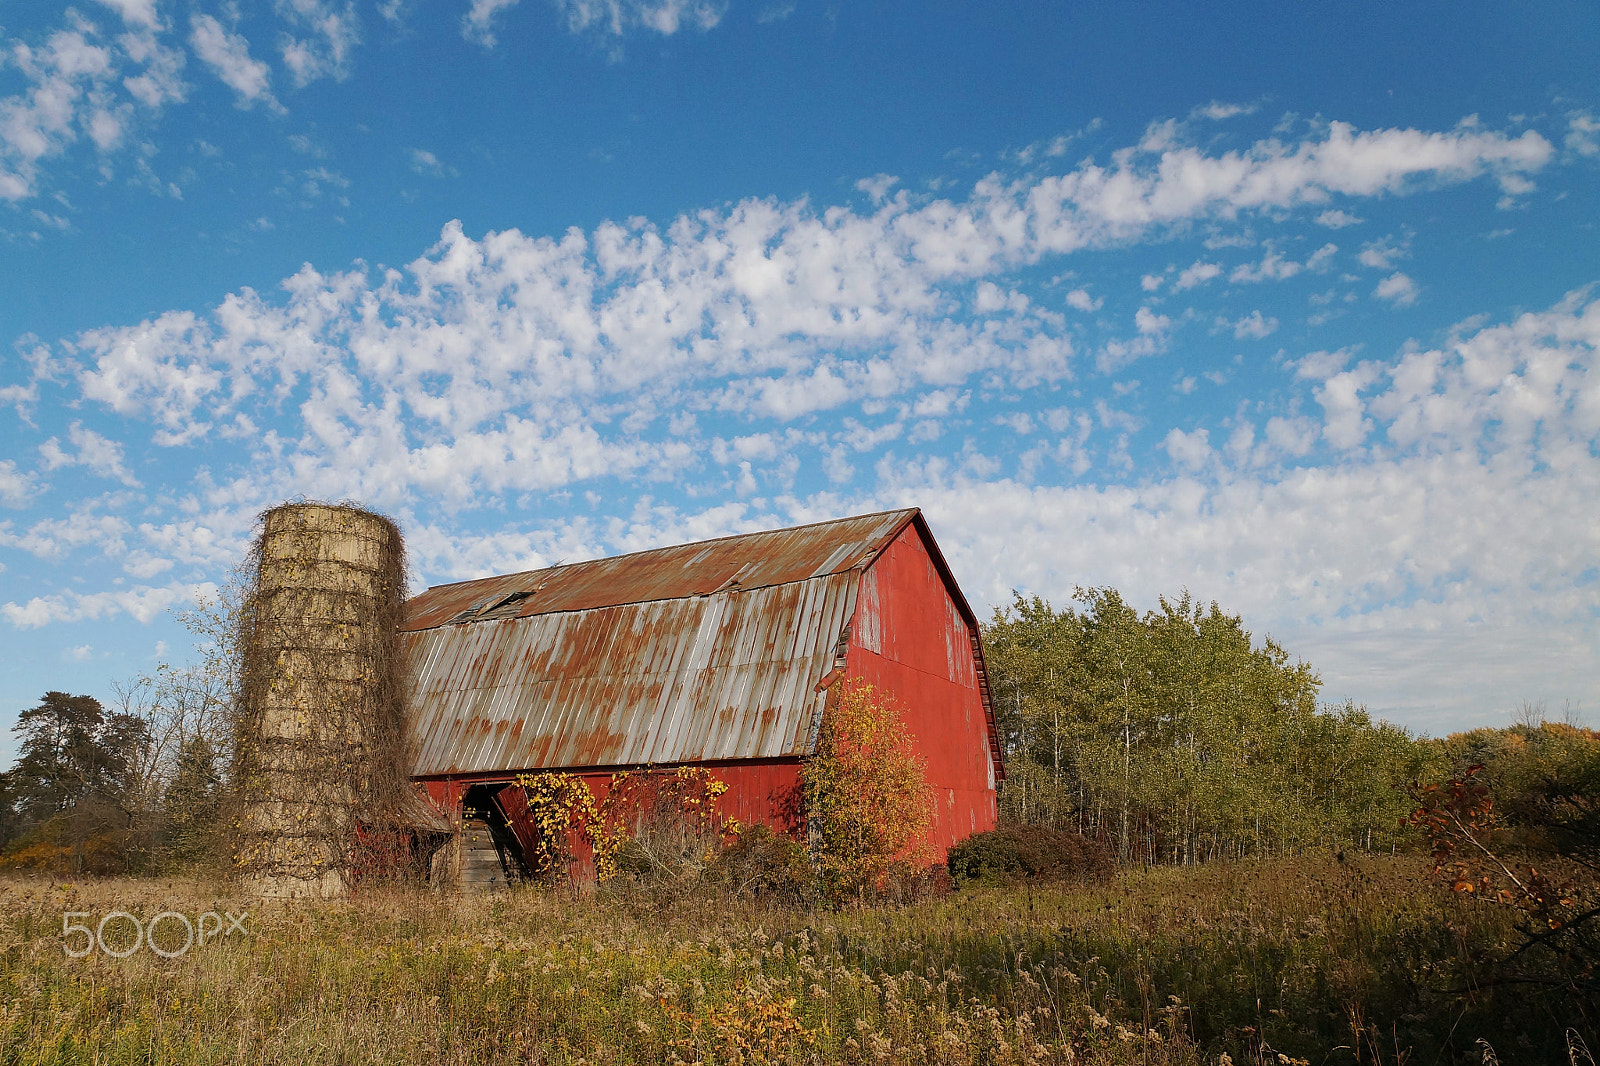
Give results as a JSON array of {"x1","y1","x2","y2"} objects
[
  {"x1": 403, "y1": 509, "x2": 918, "y2": 633},
  {"x1": 401, "y1": 511, "x2": 918, "y2": 777}
]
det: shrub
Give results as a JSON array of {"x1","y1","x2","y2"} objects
[
  {"x1": 879, "y1": 860, "x2": 955, "y2": 904},
  {"x1": 802, "y1": 677, "x2": 934, "y2": 904},
  {"x1": 704, "y1": 824, "x2": 819, "y2": 904},
  {"x1": 946, "y1": 824, "x2": 1115, "y2": 886}
]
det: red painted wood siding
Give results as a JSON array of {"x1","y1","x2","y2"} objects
[
  {"x1": 848, "y1": 524, "x2": 998, "y2": 858},
  {"x1": 421, "y1": 760, "x2": 804, "y2": 882}
]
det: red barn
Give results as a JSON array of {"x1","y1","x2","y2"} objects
[{"x1": 399, "y1": 508, "x2": 1003, "y2": 887}]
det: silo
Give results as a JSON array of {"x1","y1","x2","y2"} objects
[{"x1": 234, "y1": 502, "x2": 411, "y2": 898}]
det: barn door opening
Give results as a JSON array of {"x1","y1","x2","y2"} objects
[{"x1": 460, "y1": 783, "x2": 532, "y2": 890}]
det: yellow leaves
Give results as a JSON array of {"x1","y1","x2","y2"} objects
[
  {"x1": 517, "y1": 765, "x2": 735, "y2": 882},
  {"x1": 804, "y1": 677, "x2": 934, "y2": 901}
]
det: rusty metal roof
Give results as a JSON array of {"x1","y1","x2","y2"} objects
[
  {"x1": 400, "y1": 510, "x2": 920, "y2": 777},
  {"x1": 403, "y1": 509, "x2": 918, "y2": 633}
]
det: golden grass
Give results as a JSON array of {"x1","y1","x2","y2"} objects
[{"x1": 0, "y1": 854, "x2": 1561, "y2": 1065}]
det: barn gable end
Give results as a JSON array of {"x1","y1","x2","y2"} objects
[{"x1": 849, "y1": 517, "x2": 1002, "y2": 854}]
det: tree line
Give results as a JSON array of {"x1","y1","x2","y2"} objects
[
  {"x1": 983, "y1": 587, "x2": 1440, "y2": 864},
  {"x1": 0, "y1": 597, "x2": 235, "y2": 874}
]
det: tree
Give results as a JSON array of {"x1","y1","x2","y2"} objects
[
  {"x1": 163, "y1": 735, "x2": 224, "y2": 867},
  {"x1": 4, "y1": 691, "x2": 149, "y2": 873},
  {"x1": 983, "y1": 587, "x2": 1428, "y2": 863},
  {"x1": 109, "y1": 575, "x2": 244, "y2": 869},
  {"x1": 802, "y1": 678, "x2": 933, "y2": 903}
]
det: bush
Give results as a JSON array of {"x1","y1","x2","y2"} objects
[
  {"x1": 946, "y1": 825, "x2": 1115, "y2": 886},
  {"x1": 802, "y1": 678, "x2": 934, "y2": 904},
  {"x1": 879, "y1": 860, "x2": 954, "y2": 904},
  {"x1": 704, "y1": 824, "x2": 819, "y2": 904}
]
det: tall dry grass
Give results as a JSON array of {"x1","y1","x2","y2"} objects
[{"x1": 0, "y1": 854, "x2": 1581, "y2": 1065}]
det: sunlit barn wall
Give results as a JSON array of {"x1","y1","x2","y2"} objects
[{"x1": 847, "y1": 523, "x2": 1000, "y2": 856}]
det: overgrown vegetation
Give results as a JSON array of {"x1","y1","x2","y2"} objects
[
  {"x1": 1410, "y1": 713, "x2": 1600, "y2": 1009},
  {"x1": 2, "y1": 852, "x2": 1594, "y2": 1064}
]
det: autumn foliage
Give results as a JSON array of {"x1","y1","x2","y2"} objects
[
  {"x1": 803, "y1": 677, "x2": 934, "y2": 902},
  {"x1": 517, "y1": 765, "x2": 731, "y2": 883}
]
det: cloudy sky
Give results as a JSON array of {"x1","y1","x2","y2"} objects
[{"x1": 1, "y1": 0, "x2": 1597, "y2": 752}]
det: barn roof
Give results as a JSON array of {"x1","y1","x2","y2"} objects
[{"x1": 401, "y1": 508, "x2": 971, "y2": 778}]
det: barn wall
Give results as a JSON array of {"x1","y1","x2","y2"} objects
[
  {"x1": 418, "y1": 759, "x2": 804, "y2": 883},
  {"x1": 847, "y1": 524, "x2": 997, "y2": 858}
]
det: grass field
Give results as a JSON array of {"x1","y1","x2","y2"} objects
[{"x1": 0, "y1": 854, "x2": 1586, "y2": 1065}]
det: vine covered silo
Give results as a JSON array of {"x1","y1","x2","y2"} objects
[{"x1": 234, "y1": 502, "x2": 414, "y2": 897}]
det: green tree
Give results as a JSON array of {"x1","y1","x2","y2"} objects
[
  {"x1": 984, "y1": 588, "x2": 1427, "y2": 863},
  {"x1": 162, "y1": 735, "x2": 224, "y2": 867},
  {"x1": 4, "y1": 691, "x2": 149, "y2": 873}
]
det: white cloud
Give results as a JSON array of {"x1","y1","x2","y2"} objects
[
  {"x1": 1374, "y1": 271, "x2": 1418, "y2": 307},
  {"x1": 50, "y1": 115, "x2": 1564, "y2": 515},
  {"x1": 410, "y1": 147, "x2": 457, "y2": 176},
  {"x1": 1064, "y1": 287, "x2": 1101, "y2": 312},
  {"x1": 93, "y1": 0, "x2": 162, "y2": 32},
  {"x1": 1295, "y1": 346, "x2": 1358, "y2": 381},
  {"x1": 37, "y1": 420, "x2": 140, "y2": 485},
  {"x1": 1, "y1": 581, "x2": 214, "y2": 628},
  {"x1": 855, "y1": 173, "x2": 898, "y2": 204},
  {"x1": 1263, "y1": 414, "x2": 1318, "y2": 458},
  {"x1": 1173, "y1": 260, "x2": 1221, "y2": 291},
  {"x1": 0, "y1": 460, "x2": 39, "y2": 506},
  {"x1": 0, "y1": 20, "x2": 117, "y2": 200},
  {"x1": 1191, "y1": 100, "x2": 1257, "y2": 121},
  {"x1": 462, "y1": 0, "x2": 520, "y2": 45},
  {"x1": 1162, "y1": 426, "x2": 1211, "y2": 469},
  {"x1": 120, "y1": 32, "x2": 189, "y2": 110},
  {"x1": 1315, "y1": 209, "x2": 1362, "y2": 228},
  {"x1": 1230, "y1": 310, "x2": 1278, "y2": 339},
  {"x1": 548, "y1": 0, "x2": 727, "y2": 37},
  {"x1": 190, "y1": 14, "x2": 280, "y2": 110},
  {"x1": 1135, "y1": 307, "x2": 1170, "y2": 334},
  {"x1": 0, "y1": 512, "x2": 133, "y2": 560},
  {"x1": 1568, "y1": 111, "x2": 1600, "y2": 158},
  {"x1": 276, "y1": 0, "x2": 362, "y2": 87},
  {"x1": 1022, "y1": 119, "x2": 1551, "y2": 251},
  {"x1": 1230, "y1": 249, "x2": 1301, "y2": 283},
  {"x1": 1358, "y1": 235, "x2": 1407, "y2": 270},
  {"x1": 1316, "y1": 362, "x2": 1380, "y2": 448}
]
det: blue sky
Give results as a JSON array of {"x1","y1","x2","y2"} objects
[{"x1": 2, "y1": 0, "x2": 1598, "y2": 755}]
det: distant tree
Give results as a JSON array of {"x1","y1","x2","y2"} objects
[
  {"x1": 162, "y1": 735, "x2": 224, "y2": 867},
  {"x1": 803, "y1": 678, "x2": 933, "y2": 903},
  {"x1": 0, "y1": 772, "x2": 19, "y2": 851},
  {"x1": 4, "y1": 691, "x2": 149, "y2": 873},
  {"x1": 984, "y1": 588, "x2": 1432, "y2": 863},
  {"x1": 103, "y1": 576, "x2": 244, "y2": 870}
]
